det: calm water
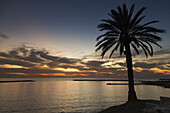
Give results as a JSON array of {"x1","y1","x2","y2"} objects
[{"x1": 0, "y1": 78, "x2": 170, "y2": 113}]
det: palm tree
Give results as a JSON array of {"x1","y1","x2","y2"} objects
[{"x1": 96, "y1": 4, "x2": 165, "y2": 102}]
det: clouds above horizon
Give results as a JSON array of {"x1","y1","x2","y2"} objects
[{"x1": 0, "y1": 45, "x2": 170, "y2": 78}]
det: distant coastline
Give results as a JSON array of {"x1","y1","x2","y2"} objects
[
  {"x1": 73, "y1": 79, "x2": 170, "y2": 88},
  {"x1": 73, "y1": 79, "x2": 128, "y2": 81},
  {"x1": 0, "y1": 80, "x2": 35, "y2": 83}
]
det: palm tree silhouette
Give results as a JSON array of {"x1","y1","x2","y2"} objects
[{"x1": 96, "y1": 4, "x2": 165, "y2": 101}]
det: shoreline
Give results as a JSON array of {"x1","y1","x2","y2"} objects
[
  {"x1": 73, "y1": 79, "x2": 128, "y2": 81},
  {"x1": 140, "y1": 80, "x2": 170, "y2": 88},
  {"x1": 73, "y1": 79, "x2": 170, "y2": 88},
  {"x1": 0, "y1": 80, "x2": 35, "y2": 83},
  {"x1": 107, "y1": 80, "x2": 170, "y2": 88}
]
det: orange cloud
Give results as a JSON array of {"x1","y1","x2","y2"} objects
[
  {"x1": 53, "y1": 67, "x2": 80, "y2": 72},
  {"x1": 99, "y1": 72, "x2": 114, "y2": 74},
  {"x1": 7, "y1": 73, "x2": 28, "y2": 75},
  {"x1": 39, "y1": 73, "x2": 65, "y2": 76},
  {"x1": 0, "y1": 64, "x2": 28, "y2": 69},
  {"x1": 149, "y1": 68, "x2": 170, "y2": 75},
  {"x1": 133, "y1": 67, "x2": 144, "y2": 72}
]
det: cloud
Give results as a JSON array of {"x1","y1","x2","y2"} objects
[
  {"x1": 154, "y1": 48, "x2": 170, "y2": 55},
  {"x1": 0, "y1": 45, "x2": 170, "y2": 78},
  {"x1": 0, "y1": 47, "x2": 45, "y2": 63},
  {"x1": 0, "y1": 32, "x2": 9, "y2": 39},
  {"x1": 0, "y1": 57, "x2": 35, "y2": 67},
  {"x1": 133, "y1": 62, "x2": 157, "y2": 69}
]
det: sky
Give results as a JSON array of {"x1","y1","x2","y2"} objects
[{"x1": 0, "y1": 0, "x2": 170, "y2": 78}]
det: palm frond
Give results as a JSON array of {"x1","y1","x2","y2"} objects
[
  {"x1": 96, "y1": 4, "x2": 165, "y2": 59},
  {"x1": 139, "y1": 38, "x2": 162, "y2": 48},
  {"x1": 138, "y1": 41, "x2": 152, "y2": 56},
  {"x1": 131, "y1": 37, "x2": 140, "y2": 47},
  {"x1": 140, "y1": 40, "x2": 153, "y2": 56},
  {"x1": 95, "y1": 40, "x2": 110, "y2": 52},
  {"x1": 119, "y1": 42, "x2": 125, "y2": 56},
  {"x1": 96, "y1": 32, "x2": 118, "y2": 41},
  {"x1": 96, "y1": 37, "x2": 115, "y2": 47},
  {"x1": 131, "y1": 43, "x2": 139, "y2": 55},
  {"x1": 136, "y1": 33, "x2": 163, "y2": 41},
  {"x1": 130, "y1": 7, "x2": 146, "y2": 28},
  {"x1": 101, "y1": 43, "x2": 115, "y2": 59},
  {"x1": 141, "y1": 27, "x2": 166, "y2": 34},
  {"x1": 134, "y1": 16, "x2": 145, "y2": 26},
  {"x1": 128, "y1": 4, "x2": 135, "y2": 22},
  {"x1": 97, "y1": 23, "x2": 113, "y2": 31},
  {"x1": 109, "y1": 42, "x2": 120, "y2": 58},
  {"x1": 139, "y1": 43, "x2": 148, "y2": 58},
  {"x1": 143, "y1": 20, "x2": 159, "y2": 26},
  {"x1": 96, "y1": 39, "x2": 117, "y2": 52},
  {"x1": 101, "y1": 19, "x2": 121, "y2": 31},
  {"x1": 110, "y1": 8, "x2": 121, "y2": 23}
]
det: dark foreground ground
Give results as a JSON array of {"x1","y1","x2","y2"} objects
[{"x1": 99, "y1": 100, "x2": 160, "y2": 113}]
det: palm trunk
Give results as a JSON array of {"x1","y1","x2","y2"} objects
[{"x1": 125, "y1": 43, "x2": 137, "y2": 102}]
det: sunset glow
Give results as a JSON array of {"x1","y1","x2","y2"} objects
[
  {"x1": 0, "y1": 0, "x2": 170, "y2": 78},
  {"x1": 7, "y1": 73, "x2": 28, "y2": 75},
  {"x1": 1, "y1": 1, "x2": 170, "y2": 113},
  {"x1": 133, "y1": 67, "x2": 144, "y2": 72},
  {"x1": 0, "y1": 64, "x2": 27, "y2": 69},
  {"x1": 39, "y1": 73, "x2": 65, "y2": 76},
  {"x1": 53, "y1": 68, "x2": 80, "y2": 72},
  {"x1": 149, "y1": 68, "x2": 170, "y2": 75}
]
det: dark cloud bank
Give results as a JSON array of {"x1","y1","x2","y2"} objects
[{"x1": 0, "y1": 46, "x2": 170, "y2": 78}]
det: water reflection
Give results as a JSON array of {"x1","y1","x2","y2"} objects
[{"x1": 0, "y1": 78, "x2": 170, "y2": 113}]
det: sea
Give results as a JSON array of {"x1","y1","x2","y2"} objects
[{"x1": 0, "y1": 78, "x2": 170, "y2": 113}]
